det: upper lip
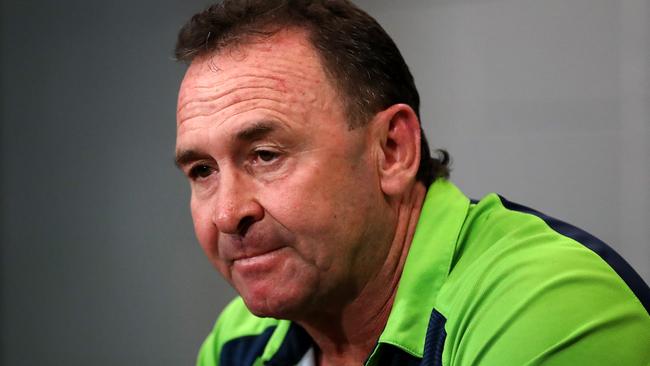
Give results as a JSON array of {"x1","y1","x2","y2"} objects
[
  {"x1": 233, "y1": 246, "x2": 284, "y2": 261},
  {"x1": 223, "y1": 230, "x2": 286, "y2": 262}
]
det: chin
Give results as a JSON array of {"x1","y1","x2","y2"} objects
[
  {"x1": 239, "y1": 283, "x2": 312, "y2": 320},
  {"x1": 230, "y1": 255, "x2": 320, "y2": 319}
]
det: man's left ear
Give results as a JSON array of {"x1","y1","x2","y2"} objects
[{"x1": 374, "y1": 104, "x2": 421, "y2": 196}]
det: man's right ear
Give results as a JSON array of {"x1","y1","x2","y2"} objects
[{"x1": 372, "y1": 104, "x2": 422, "y2": 197}]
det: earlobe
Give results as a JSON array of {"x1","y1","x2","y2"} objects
[{"x1": 376, "y1": 104, "x2": 421, "y2": 196}]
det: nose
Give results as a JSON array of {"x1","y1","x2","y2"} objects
[{"x1": 212, "y1": 171, "x2": 264, "y2": 236}]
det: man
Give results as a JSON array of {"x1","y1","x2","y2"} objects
[{"x1": 173, "y1": 1, "x2": 650, "y2": 365}]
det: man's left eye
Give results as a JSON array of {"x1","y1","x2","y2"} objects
[{"x1": 255, "y1": 149, "x2": 279, "y2": 163}]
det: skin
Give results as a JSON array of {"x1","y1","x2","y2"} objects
[{"x1": 176, "y1": 28, "x2": 427, "y2": 365}]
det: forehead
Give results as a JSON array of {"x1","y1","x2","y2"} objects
[{"x1": 176, "y1": 28, "x2": 340, "y2": 132}]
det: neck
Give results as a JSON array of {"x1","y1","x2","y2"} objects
[{"x1": 298, "y1": 183, "x2": 428, "y2": 366}]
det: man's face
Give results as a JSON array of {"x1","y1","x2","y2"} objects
[{"x1": 175, "y1": 29, "x2": 395, "y2": 318}]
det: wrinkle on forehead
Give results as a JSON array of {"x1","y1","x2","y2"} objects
[
  {"x1": 177, "y1": 83, "x2": 284, "y2": 124},
  {"x1": 176, "y1": 75, "x2": 322, "y2": 131},
  {"x1": 179, "y1": 101, "x2": 292, "y2": 134},
  {"x1": 176, "y1": 29, "x2": 339, "y2": 129}
]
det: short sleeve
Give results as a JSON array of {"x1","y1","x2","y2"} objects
[{"x1": 438, "y1": 236, "x2": 650, "y2": 366}]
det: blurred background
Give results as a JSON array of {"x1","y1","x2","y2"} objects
[{"x1": 1, "y1": 0, "x2": 647, "y2": 364}]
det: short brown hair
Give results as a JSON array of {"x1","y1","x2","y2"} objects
[{"x1": 175, "y1": 0, "x2": 450, "y2": 185}]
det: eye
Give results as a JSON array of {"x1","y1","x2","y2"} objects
[
  {"x1": 254, "y1": 149, "x2": 280, "y2": 163},
  {"x1": 188, "y1": 164, "x2": 215, "y2": 180}
]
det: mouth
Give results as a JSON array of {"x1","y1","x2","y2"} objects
[
  {"x1": 232, "y1": 246, "x2": 288, "y2": 270},
  {"x1": 235, "y1": 246, "x2": 283, "y2": 261}
]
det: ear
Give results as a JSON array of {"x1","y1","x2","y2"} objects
[{"x1": 373, "y1": 104, "x2": 421, "y2": 196}]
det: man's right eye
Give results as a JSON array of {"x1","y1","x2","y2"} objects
[{"x1": 188, "y1": 164, "x2": 215, "y2": 180}]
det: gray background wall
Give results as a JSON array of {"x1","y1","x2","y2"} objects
[{"x1": 1, "y1": 0, "x2": 647, "y2": 365}]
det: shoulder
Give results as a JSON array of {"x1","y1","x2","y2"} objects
[
  {"x1": 436, "y1": 194, "x2": 650, "y2": 365},
  {"x1": 196, "y1": 297, "x2": 282, "y2": 366}
]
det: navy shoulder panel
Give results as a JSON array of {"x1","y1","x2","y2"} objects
[
  {"x1": 498, "y1": 196, "x2": 650, "y2": 313},
  {"x1": 267, "y1": 323, "x2": 313, "y2": 366},
  {"x1": 220, "y1": 326, "x2": 276, "y2": 366}
]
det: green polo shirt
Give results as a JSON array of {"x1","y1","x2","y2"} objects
[{"x1": 197, "y1": 180, "x2": 650, "y2": 366}]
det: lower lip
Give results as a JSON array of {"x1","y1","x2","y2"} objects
[{"x1": 233, "y1": 247, "x2": 287, "y2": 272}]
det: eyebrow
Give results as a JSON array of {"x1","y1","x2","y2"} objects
[
  {"x1": 234, "y1": 120, "x2": 278, "y2": 142},
  {"x1": 174, "y1": 149, "x2": 211, "y2": 169}
]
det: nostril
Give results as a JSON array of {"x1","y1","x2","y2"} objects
[{"x1": 237, "y1": 216, "x2": 256, "y2": 237}]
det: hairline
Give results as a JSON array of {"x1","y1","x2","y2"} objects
[{"x1": 183, "y1": 23, "x2": 375, "y2": 130}]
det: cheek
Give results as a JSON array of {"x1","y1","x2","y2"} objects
[
  {"x1": 191, "y1": 209, "x2": 233, "y2": 281},
  {"x1": 190, "y1": 198, "x2": 220, "y2": 259},
  {"x1": 259, "y1": 168, "x2": 336, "y2": 229},
  {"x1": 257, "y1": 161, "x2": 373, "y2": 261}
]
